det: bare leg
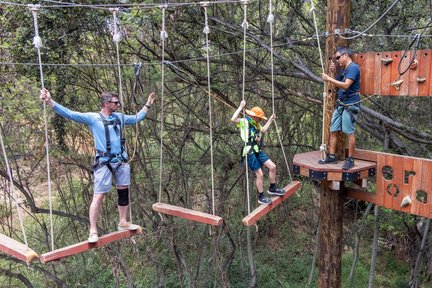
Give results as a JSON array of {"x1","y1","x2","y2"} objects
[
  {"x1": 348, "y1": 134, "x2": 356, "y2": 157},
  {"x1": 255, "y1": 169, "x2": 264, "y2": 192},
  {"x1": 329, "y1": 132, "x2": 338, "y2": 154},
  {"x1": 263, "y1": 160, "x2": 276, "y2": 184},
  {"x1": 89, "y1": 193, "x2": 105, "y2": 234}
]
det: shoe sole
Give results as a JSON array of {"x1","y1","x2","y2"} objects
[
  {"x1": 268, "y1": 191, "x2": 285, "y2": 196},
  {"x1": 258, "y1": 201, "x2": 272, "y2": 205}
]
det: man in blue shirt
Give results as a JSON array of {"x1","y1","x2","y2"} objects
[
  {"x1": 40, "y1": 88, "x2": 155, "y2": 243},
  {"x1": 319, "y1": 47, "x2": 361, "y2": 170}
]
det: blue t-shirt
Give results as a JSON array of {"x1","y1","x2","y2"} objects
[
  {"x1": 336, "y1": 62, "x2": 360, "y2": 104},
  {"x1": 52, "y1": 103, "x2": 147, "y2": 161}
]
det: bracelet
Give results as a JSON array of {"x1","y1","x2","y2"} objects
[{"x1": 145, "y1": 104, "x2": 151, "y2": 108}]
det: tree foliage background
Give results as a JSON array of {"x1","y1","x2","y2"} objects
[{"x1": 0, "y1": 0, "x2": 432, "y2": 287}]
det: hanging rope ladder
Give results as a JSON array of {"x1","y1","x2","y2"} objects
[
  {"x1": 152, "y1": 3, "x2": 223, "y2": 226},
  {"x1": 241, "y1": 0, "x2": 301, "y2": 227}
]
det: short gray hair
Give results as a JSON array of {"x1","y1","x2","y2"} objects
[
  {"x1": 336, "y1": 47, "x2": 354, "y2": 57},
  {"x1": 100, "y1": 92, "x2": 118, "y2": 104}
]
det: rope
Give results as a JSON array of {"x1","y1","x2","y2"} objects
[
  {"x1": 337, "y1": 0, "x2": 401, "y2": 40},
  {"x1": 240, "y1": 0, "x2": 251, "y2": 215},
  {"x1": 309, "y1": 0, "x2": 327, "y2": 161},
  {"x1": 109, "y1": 7, "x2": 134, "y2": 224},
  {"x1": 0, "y1": 126, "x2": 29, "y2": 248},
  {"x1": 158, "y1": 5, "x2": 168, "y2": 205},
  {"x1": 29, "y1": 4, "x2": 55, "y2": 252},
  {"x1": 202, "y1": 2, "x2": 216, "y2": 216},
  {"x1": 267, "y1": 0, "x2": 293, "y2": 183},
  {"x1": 0, "y1": 0, "x2": 243, "y2": 9}
]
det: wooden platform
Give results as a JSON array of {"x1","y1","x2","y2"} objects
[
  {"x1": 293, "y1": 151, "x2": 376, "y2": 182},
  {"x1": 242, "y1": 181, "x2": 302, "y2": 226},
  {"x1": 0, "y1": 234, "x2": 38, "y2": 264},
  {"x1": 152, "y1": 202, "x2": 223, "y2": 226},
  {"x1": 39, "y1": 227, "x2": 142, "y2": 264}
]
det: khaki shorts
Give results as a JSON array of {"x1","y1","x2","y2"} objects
[{"x1": 93, "y1": 161, "x2": 130, "y2": 193}]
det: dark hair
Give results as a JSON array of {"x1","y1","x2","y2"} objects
[
  {"x1": 336, "y1": 47, "x2": 354, "y2": 57},
  {"x1": 100, "y1": 92, "x2": 118, "y2": 104}
]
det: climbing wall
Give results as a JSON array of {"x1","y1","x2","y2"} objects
[
  {"x1": 352, "y1": 49, "x2": 431, "y2": 96},
  {"x1": 346, "y1": 150, "x2": 432, "y2": 218}
]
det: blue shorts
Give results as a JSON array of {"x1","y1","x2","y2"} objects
[
  {"x1": 93, "y1": 161, "x2": 130, "y2": 193},
  {"x1": 330, "y1": 104, "x2": 360, "y2": 135},
  {"x1": 247, "y1": 151, "x2": 270, "y2": 171}
]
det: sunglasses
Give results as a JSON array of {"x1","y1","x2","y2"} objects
[
  {"x1": 109, "y1": 101, "x2": 120, "y2": 105},
  {"x1": 335, "y1": 54, "x2": 345, "y2": 61}
]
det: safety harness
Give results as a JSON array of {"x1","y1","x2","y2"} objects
[
  {"x1": 239, "y1": 117, "x2": 263, "y2": 163},
  {"x1": 91, "y1": 113, "x2": 127, "y2": 174}
]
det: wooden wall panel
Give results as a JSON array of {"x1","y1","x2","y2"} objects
[
  {"x1": 349, "y1": 151, "x2": 432, "y2": 218},
  {"x1": 352, "y1": 49, "x2": 432, "y2": 97}
]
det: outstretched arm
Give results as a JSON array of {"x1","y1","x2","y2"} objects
[
  {"x1": 231, "y1": 100, "x2": 246, "y2": 124},
  {"x1": 261, "y1": 114, "x2": 276, "y2": 133},
  {"x1": 40, "y1": 88, "x2": 92, "y2": 125}
]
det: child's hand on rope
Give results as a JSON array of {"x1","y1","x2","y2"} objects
[
  {"x1": 239, "y1": 100, "x2": 246, "y2": 109},
  {"x1": 269, "y1": 114, "x2": 276, "y2": 122}
]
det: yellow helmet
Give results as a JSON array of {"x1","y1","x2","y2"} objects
[{"x1": 246, "y1": 106, "x2": 267, "y2": 120}]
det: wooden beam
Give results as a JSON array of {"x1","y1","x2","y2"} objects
[
  {"x1": 0, "y1": 234, "x2": 38, "y2": 264},
  {"x1": 152, "y1": 203, "x2": 223, "y2": 226},
  {"x1": 40, "y1": 227, "x2": 142, "y2": 264},
  {"x1": 242, "y1": 181, "x2": 302, "y2": 226}
]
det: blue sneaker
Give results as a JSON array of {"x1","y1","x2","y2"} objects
[
  {"x1": 342, "y1": 157, "x2": 355, "y2": 170},
  {"x1": 268, "y1": 188, "x2": 285, "y2": 196},
  {"x1": 258, "y1": 194, "x2": 272, "y2": 205}
]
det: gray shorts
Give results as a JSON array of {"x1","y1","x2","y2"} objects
[{"x1": 93, "y1": 161, "x2": 130, "y2": 193}]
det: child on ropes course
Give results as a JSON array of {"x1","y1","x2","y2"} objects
[{"x1": 231, "y1": 100, "x2": 285, "y2": 205}]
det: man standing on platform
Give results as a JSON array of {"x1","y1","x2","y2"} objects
[
  {"x1": 318, "y1": 47, "x2": 361, "y2": 170},
  {"x1": 40, "y1": 88, "x2": 155, "y2": 243}
]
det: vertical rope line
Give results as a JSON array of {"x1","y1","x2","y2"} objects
[
  {"x1": 110, "y1": 7, "x2": 133, "y2": 223},
  {"x1": 0, "y1": 127, "x2": 29, "y2": 248},
  {"x1": 267, "y1": 0, "x2": 292, "y2": 182},
  {"x1": 202, "y1": 3, "x2": 216, "y2": 216},
  {"x1": 240, "y1": 0, "x2": 251, "y2": 215},
  {"x1": 158, "y1": 5, "x2": 168, "y2": 203},
  {"x1": 29, "y1": 4, "x2": 54, "y2": 252},
  {"x1": 309, "y1": 0, "x2": 327, "y2": 160}
]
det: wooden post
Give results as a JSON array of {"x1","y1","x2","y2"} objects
[{"x1": 319, "y1": 1, "x2": 351, "y2": 288}]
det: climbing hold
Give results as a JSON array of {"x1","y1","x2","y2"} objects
[
  {"x1": 401, "y1": 195, "x2": 412, "y2": 207},
  {"x1": 390, "y1": 79, "x2": 404, "y2": 90},
  {"x1": 381, "y1": 58, "x2": 393, "y2": 65}
]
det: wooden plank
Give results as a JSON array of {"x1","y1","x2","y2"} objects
[
  {"x1": 242, "y1": 181, "x2": 302, "y2": 226},
  {"x1": 418, "y1": 50, "x2": 430, "y2": 96},
  {"x1": 357, "y1": 53, "x2": 366, "y2": 95},
  {"x1": 364, "y1": 52, "x2": 375, "y2": 95},
  {"x1": 381, "y1": 51, "x2": 392, "y2": 95},
  {"x1": 390, "y1": 51, "x2": 402, "y2": 96},
  {"x1": 152, "y1": 203, "x2": 223, "y2": 226},
  {"x1": 0, "y1": 234, "x2": 38, "y2": 264},
  {"x1": 374, "y1": 52, "x2": 382, "y2": 96},
  {"x1": 346, "y1": 188, "x2": 376, "y2": 203},
  {"x1": 352, "y1": 149, "x2": 378, "y2": 162},
  {"x1": 420, "y1": 161, "x2": 432, "y2": 218},
  {"x1": 399, "y1": 50, "x2": 411, "y2": 96},
  {"x1": 40, "y1": 228, "x2": 142, "y2": 264}
]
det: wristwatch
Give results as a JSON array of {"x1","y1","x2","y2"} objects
[{"x1": 145, "y1": 104, "x2": 151, "y2": 108}]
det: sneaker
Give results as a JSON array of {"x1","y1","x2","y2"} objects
[
  {"x1": 117, "y1": 223, "x2": 140, "y2": 231},
  {"x1": 318, "y1": 154, "x2": 338, "y2": 164},
  {"x1": 258, "y1": 194, "x2": 272, "y2": 205},
  {"x1": 342, "y1": 157, "x2": 355, "y2": 170},
  {"x1": 88, "y1": 232, "x2": 99, "y2": 243},
  {"x1": 268, "y1": 188, "x2": 285, "y2": 196}
]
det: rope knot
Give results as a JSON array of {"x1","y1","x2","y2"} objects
[
  {"x1": 33, "y1": 36, "x2": 43, "y2": 49},
  {"x1": 160, "y1": 30, "x2": 168, "y2": 40},
  {"x1": 203, "y1": 26, "x2": 210, "y2": 34},
  {"x1": 241, "y1": 20, "x2": 249, "y2": 30},
  {"x1": 267, "y1": 13, "x2": 274, "y2": 24}
]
